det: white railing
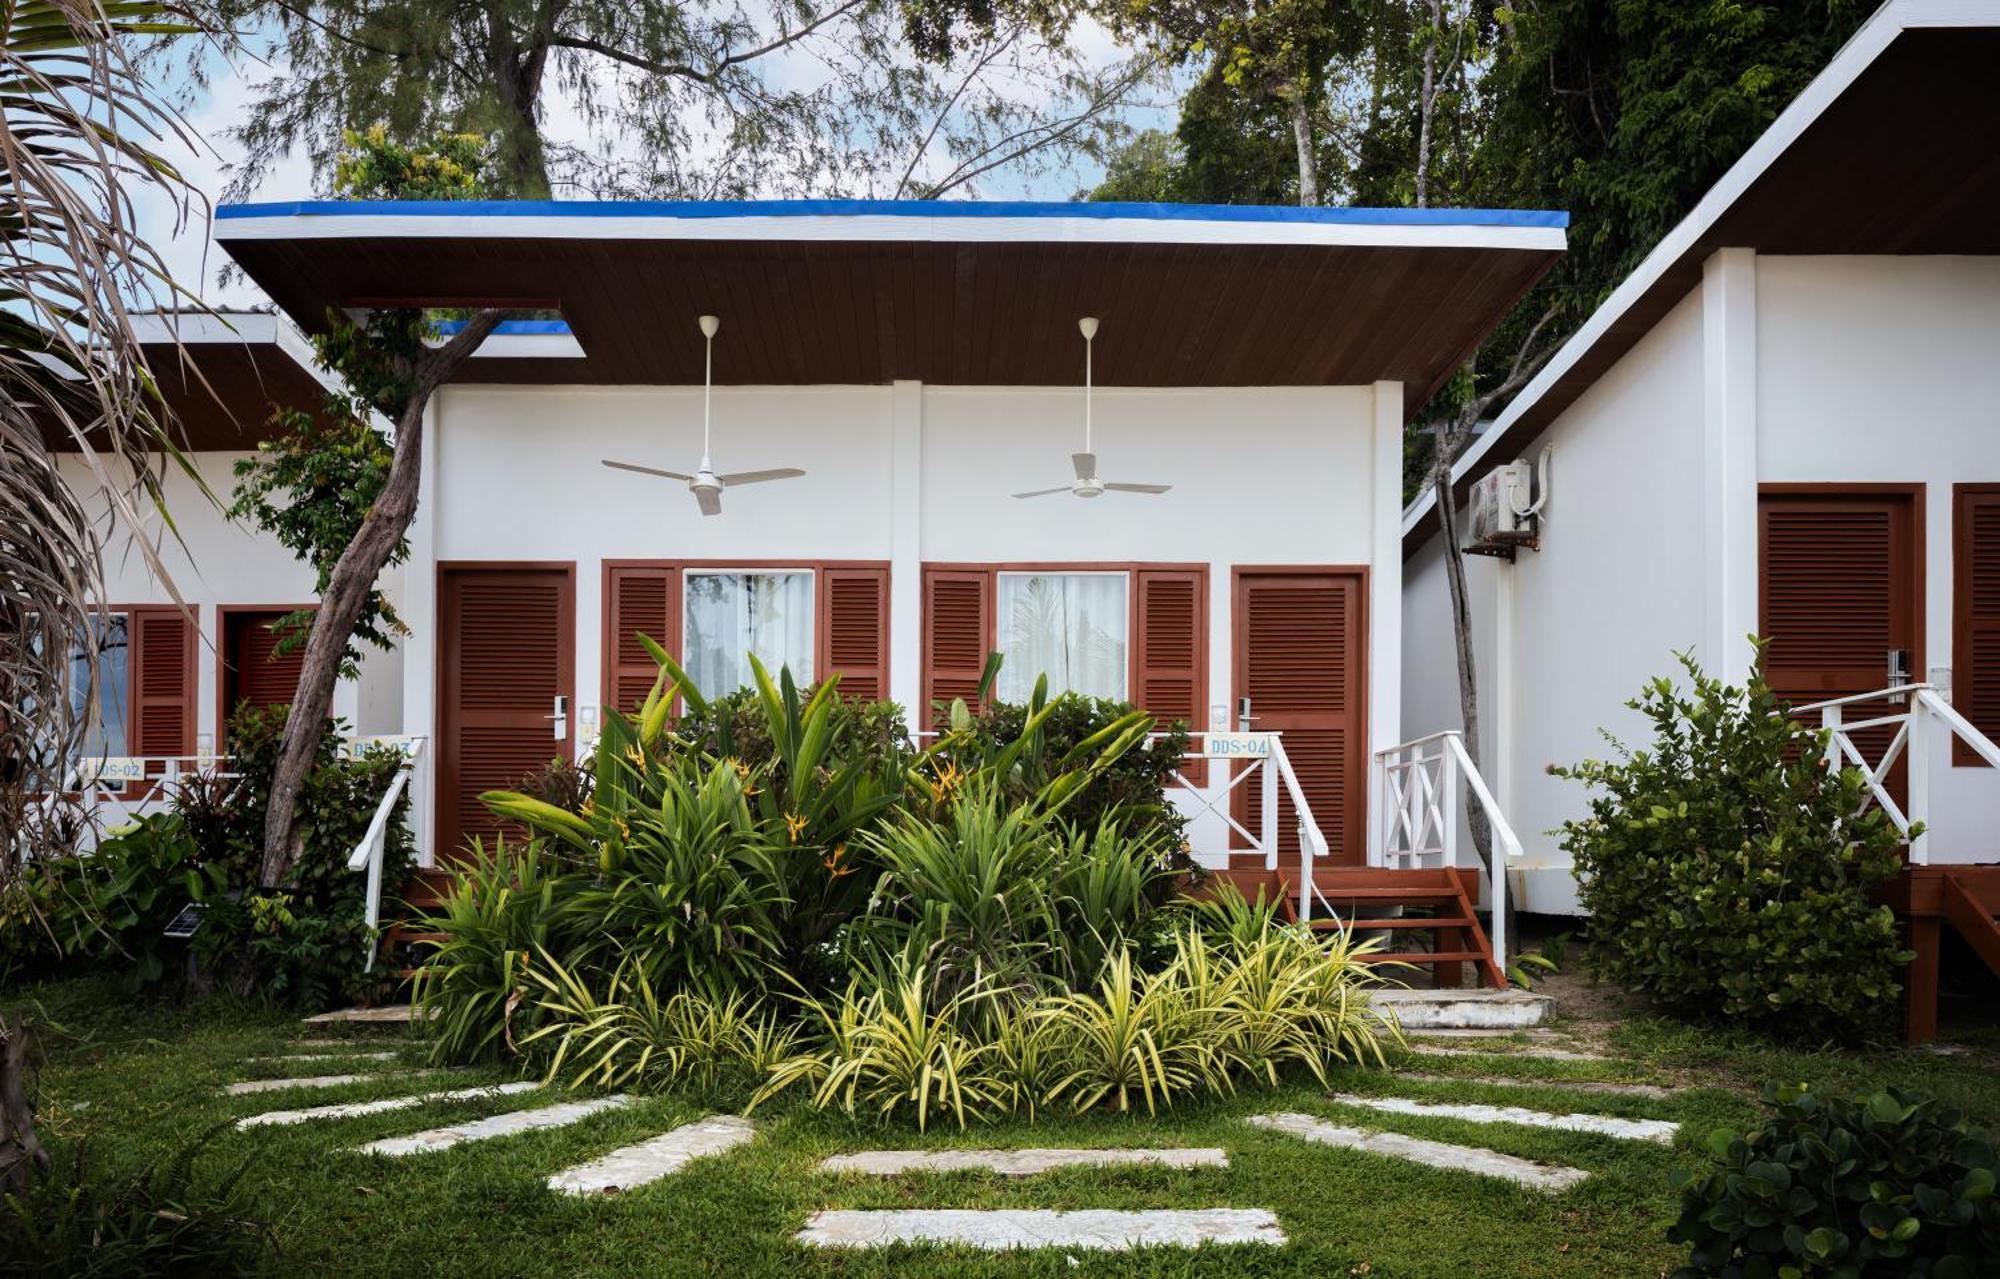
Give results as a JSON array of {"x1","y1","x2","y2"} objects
[
  {"x1": 1792, "y1": 683, "x2": 2000, "y2": 866},
  {"x1": 1370, "y1": 730, "x2": 1522, "y2": 977},
  {"x1": 1164, "y1": 732, "x2": 1331, "y2": 923},
  {"x1": 345, "y1": 736, "x2": 426, "y2": 973}
]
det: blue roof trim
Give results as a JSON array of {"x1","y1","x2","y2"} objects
[
  {"x1": 436, "y1": 318, "x2": 571, "y2": 335},
  {"x1": 217, "y1": 197, "x2": 1568, "y2": 230}
]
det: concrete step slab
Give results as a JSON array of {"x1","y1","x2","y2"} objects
[
  {"x1": 236, "y1": 1082, "x2": 541, "y2": 1129},
  {"x1": 1405, "y1": 1042, "x2": 1610, "y2": 1062},
  {"x1": 819, "y1": 1148, "x2": 1229, "y2": 1177},
  {"x1": 548, "y1": 1116, "x2": 756, "y2": 1195},
  {"x1": 1393, "y1": 1072, "x2": 1674, "y2": 1100},
  {"x1": 797, "y1": 1208, "x2": 1286, "y2": 1250},
  {"x1": 1248, "y1": 1111, "x2": 1588, "y2": 1193},
  {"x1": 353, "y1": 1095, "x2": 633, "y2": 1157},
  {"x1": 225, "y1": 1072, "x2": 436, "y2": 1096},
  {"x1": 1328, "y1": 1094, "x2": 1677, "y2": 1143},
  {"x1": 1371, "y1": 989, "x2": 1552, "y2": 1030}
]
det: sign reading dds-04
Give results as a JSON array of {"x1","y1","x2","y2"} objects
[{"x1": 1202, "y1": 732, "x2": 1276, "y2": 760}]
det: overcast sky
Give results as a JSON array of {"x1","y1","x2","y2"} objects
[{"x1": 142, "y1": 26, "x2": 1167, "y2": 311}]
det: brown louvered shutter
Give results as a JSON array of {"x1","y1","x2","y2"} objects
[
  {"x1": 129, "y1": 606, "x2": 195, "y2": 772},
  {"x1": 1234, "y1": 572, "x2": 1364, "y2": 866},
  {"x1": 1759, "y1": 491, "x2": 1918, "y2": 794},
  {"x1": 1955, "y1": 487, "x2": 2000, "y2": 765},
  {"x1": 221, "y1": 609, "x2": 310, "y2": 740},
  {"x1": 604, "y1": 564, "x2": 678, "y2": 718},
  {"x1": 1135, "y1": 568, "x2": 1207, "y2": 784},
  {"x1": 922, "y1": 567, "x2": 992, "y2": 726},
  {"x1": 439, "y1": 567, "x2": 574, "y2": 862},
  {"x1": 819, "y1": 565, "x2": 890, "y2": 702}
]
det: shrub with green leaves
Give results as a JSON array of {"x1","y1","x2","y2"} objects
[
  {"x1": 1670, "y1": 1083, "x2": 2000, "y2": 1278},
  {"x1": 1553, "y1": 651, "x2": 1911, "y2": 1042}
]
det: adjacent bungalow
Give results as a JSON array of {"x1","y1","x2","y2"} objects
[{"x1": 1399, "y1": 0, "x2": 2000, "y2": 1034}]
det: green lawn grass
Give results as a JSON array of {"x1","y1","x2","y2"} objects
[{"x1": 11, "y1": 976, "x2": 1999, "y2": 1279}]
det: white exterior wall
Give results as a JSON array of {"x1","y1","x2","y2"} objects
[
  {"x1": 56, "y1": 451, "x2": 402, "y2": 749},
  {"x1": 1407, "y1": 252, "x2": 2000, "y2": 914},
  {"x1": 1756, "y1": 255, "x2": 2000, "y2": 854},
  {"x1": 418, "y1": 379, "x2": 1400, "y2": 863},
  {"x1": 1402, "y1": 288, "x2": 1708, "y2": 913}
]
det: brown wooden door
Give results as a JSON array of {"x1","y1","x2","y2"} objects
[
  {"x1": 219, "y1": 609, "x2": 310, "y2": 742},
  {"x1": 1233, "y1": 569, "x2": 1366, "y2": 866},
  {"x1": 437, "y1": 566, "x2": 574, "y2": 862},
  {"x1": 1759, "y1": 489, "x2": 1921, "y2": 798}
]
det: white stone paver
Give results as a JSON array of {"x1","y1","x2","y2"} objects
[
  {"x1": 235, "y1": 1082, "x2": 542, "y2": 1129},
  {"x1": 1406, "y1": 1042, "x2": 1609, "y2": 1062},
  {"x1": 251, "y1": 1051, "x2": 400, "y2": 1064},
  {"x1": 797, "y1": 1208, "x2": 1285, "y2": 1250},
  {"x1": 352, "y1": 1095, "x2": 633, "y2": 1157},
  {"x1": 1394, "y1": 1072, "x2": 1675, "y2": 1100},
  {"x1": 304, "y1": 1005, "x2": 427, "y2": 1024},
  {"x1": 1327, "y1": 1094, "x2": 1678, "y2": 1143},
  {"x1": 820, "y1": 1148, "x2": 1229, "y2": 1177},
  {"x1": 225, "y1": 1072, "x2": 433, "y2": 1096},
  {"x1": 1248, "y1": 1111, "x2": 1589, "y2": 1193},
  {"x1": 548, "y1": 1115, "x2": 756, "y2": 1195}
]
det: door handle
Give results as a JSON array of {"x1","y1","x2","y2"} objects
[
  {"x1": 546, "y1": 695, "x2": 569, "y2": 740},
  {"x1": 1887, "y1": 649, "x2": 1910, "y2": 705}
]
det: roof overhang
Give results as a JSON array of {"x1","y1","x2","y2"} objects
[
  {"x1": 99, "y1": 311, "x2": 340, "y2": 451},
  {"x1": 1404, "y1": 0, "x2": 2000, "y2": 553},
  {"x1": 214, "y1": 198, "x2": 1566, "y2": 412}
]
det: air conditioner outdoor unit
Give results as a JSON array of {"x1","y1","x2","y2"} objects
[{"x1": 1465, "y1": 459, "x2": 1538, "y2": 556}]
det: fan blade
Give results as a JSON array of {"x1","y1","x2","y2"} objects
[
  {"x1": 1071, "y1": 452, "x2": 1097, "y2": 481},
  {"x1": 1102, "y1": 482, "x2": 1172, "y2": 494},
  {"x1": 1011, "y1": 485, "x2": 1072, "y2": 499},
  {"x1": 716, "y1": 467, "x2": 806, "y2": 487},
  {"x1": 602, "y1": 459, "x2": 695, "y2": 482},
  {"x1": 695, "y1": 486, "x2": 722, "y2": 517}
]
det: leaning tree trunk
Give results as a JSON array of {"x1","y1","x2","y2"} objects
[
  {"x1": 1290, "y1": 98, "x2": 1318, "y2": 207},
  {"x1": 0, "y1": 1013, "x2": 49, "y2": 1195},
  {"x1": 1430, "y1": 426, "x2": 1493, "y2": 871},
  {"x1": 259, "y1": 313, "x2": 504, "y2": 889}
]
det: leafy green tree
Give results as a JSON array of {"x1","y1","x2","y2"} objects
[
  {"x1": 197, "y1": 0, "x2": 1154, "y2": 202},
  {"x1": 250, "y1": 130, "x2": 505, "y2": 889}
]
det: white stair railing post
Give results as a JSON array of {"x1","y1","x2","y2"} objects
[
  {"x1": 1907, "y1": 696, "x2": 1931, "y2": 866},
  {"x1": 1259, "y1": 755, "x2": 1279, "y2": 872},
  {"x1": 1821, "y1": 703, "x2": 1843, "y2": 772},
  {"x1": 1440, "y1": 739, "x2": 1459, "y2": 873}
]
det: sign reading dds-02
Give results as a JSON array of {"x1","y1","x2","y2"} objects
[{"x1": 1202, "y1": 732, "x2": 1275, "y2": 760}]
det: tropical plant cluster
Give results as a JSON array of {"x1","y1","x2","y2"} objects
[
  {"x1": 415, "y1": 647, "x2": 1397, "y2": 1124},
  {"x1": 0, "y1": 706, "x2": 413, "y2": 1007},
  {"x1": 1670, "y1": 1082, "x2": 2000, "y2": 1278},
  {"x1": 1553, "y1": 651, "x2": 1912, "y2": 1044}
]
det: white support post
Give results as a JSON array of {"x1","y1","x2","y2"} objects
[
  {"x1": 1700, "y1": 248, "x2": 1759, "y2": 675},
  {"x1": 1821, "y1": 704, "x2": 1843, "y2": 773},
  {"x1": 1907, "y1": 698, "x2": 1931, "y2": 865},
  {"x1": 1441, "y1": 740, "x2": 1459, "y2": 872},
  {"x1": 888, "y1": 381, "x2": 924, "y2": 714},
  {"x1": 403, "y1": 397, "x2": 441, "y2": 867},
  {"x1": 1260, "y1": 758, "x2": 1279, "y2": 872},
  {"x1": 1367, "y1": 381, "x2": 1403, "y2": 867},
  {"x1": 1367, "y1": 753, "x2": 1386, "y2": 869}
]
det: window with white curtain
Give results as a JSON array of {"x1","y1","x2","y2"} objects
[
  {"x1": 683, "y1": 571, "x2": 814, "y2": 694},
  {"x1": 995, "y1": 573, "x2": 1128, "y2": 703}
]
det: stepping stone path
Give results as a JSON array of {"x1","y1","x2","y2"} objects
[
  {"x1": 252, "y1": 1051, "x2": 400, "y2": 1064},
  {"x1": 1327, "y1": 1093, "x2": 1679, "y2": 1143},
  {"x1": 1394, "y1": 1072, "x2": 1674, "y2": 1100},
  {"x1": 226, "y1": 1072, "x2": 432, "y2": 1096},
  {"x1": 1406, "y1": 1042, "x2": 1609, "y2": 1062},
  {"x1": 1248, "y1": 1111, "x2": 1590, "y2": 1193},
  {"x1": 304, "y1": 1005, "x2": 422, "y2": 1024},
  {"x1": 797, "y1": 1208, "x2": 1286, "y2": 1250},
  {"x1": 353, "y1": 1095, "x2": 633, "y2": 1157},
  {"x1": 548, "y1": 1116, "x2": 756, "y2": 1196},
  {"x1": 821, "y1": 1148, "x2": 1229, "y2": 1177},
  {"x1": 236, "y1": 1082, "x2": 542, "y2": 1129}
]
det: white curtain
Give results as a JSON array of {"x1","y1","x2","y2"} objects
[
  {"x1": 683, "y1": 572, "x2": 814, "y2": 695},
  {"x1": 996, "y1": 573, "x2": 1127, "y2": 704}
]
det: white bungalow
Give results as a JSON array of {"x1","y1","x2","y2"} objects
[
  {"x1": 1399, "y1": 0, "x2": 2000, "y2": 1036},
  {"x1": 57, "y1": 197, "x2": 1567, "y2": 983}
]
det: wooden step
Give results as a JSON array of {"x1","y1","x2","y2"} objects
[
  {"x1": 1311, "y1": 887, "x2": 1463, "y2": 901},
  {"x1": 1942, "y1": 874, "x2": 2000, "y2": 977},
  {"x1": 1357, "y1": 951, "x2": 1488, "y2": 966}
]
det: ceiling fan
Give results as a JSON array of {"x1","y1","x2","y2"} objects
[
  {"x1": 1013, "y1": 317, "x2": 1172, "y2": 501},
  {"x1": 601, "y1": 314, "x2": 805, "y2": 516}
]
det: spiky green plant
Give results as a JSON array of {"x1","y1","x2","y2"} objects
[{"x1": 411, "y1": 838, "x2": 572, "y2": 1065}]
